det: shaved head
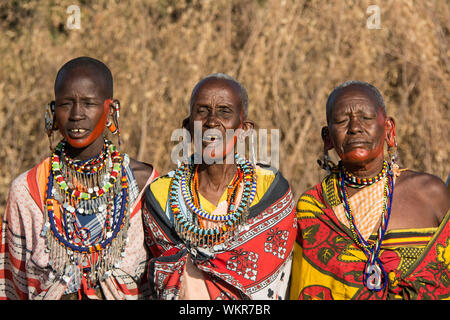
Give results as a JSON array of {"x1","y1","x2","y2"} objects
[
  {"x1": 190, "y1": 73, "x2": 249, "y2": 118},
  {"x1": 326, "y1": 80, "x2": 386, "y2": 124},
  {"x1": 54, "y1": 56, "x2": 113, "y2": 99}
]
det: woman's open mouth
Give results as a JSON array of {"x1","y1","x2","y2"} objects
[
  {"x1": 202, "y1": 132, "x2": 223, "y2": 146},
  {"x1": 67, "y1": 128, "x2": 89, "y2": 139}
]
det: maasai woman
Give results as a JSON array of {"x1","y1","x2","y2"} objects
[
  {"x1": 291, "y1": 81, "x2": 450, "y2": 300},
  {"x1": 143, "y1": 73, "x2": 296, "y2": 300},
  {"x1": 0, "y1": 57, "x2": 157, "y2": 299}
]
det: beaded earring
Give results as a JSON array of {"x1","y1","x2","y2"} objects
[
  {"x1": 387, "y1": 136, "x2": 399, "y2": 175},
  {"x1": 44, "y1": 101, "x2": 58, "y2": 151},
  {"x1": 106, "y1": 99, "x2": 121, "y2": 147},
  {"x1": 317, "y1": 150, "x2": 336, "y2": 174},
  {"x1": 317, "y1": 126, "x2": 336, "y2": 174}
]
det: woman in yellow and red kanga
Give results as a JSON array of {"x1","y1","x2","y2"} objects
[
  {"x1": 0, "y1": 57, "x2": 157, "y2": 300},
  {"x1": 291, "y1": 80, "x2": 450, "y2": 300}
]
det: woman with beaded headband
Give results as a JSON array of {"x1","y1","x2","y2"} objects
[
  {"x1": 142, "y1": 73, "x2": 296, "y2": 300},
  {"x1": 291, "y1": 80, "x2": 450, "y2": 300},
  {"x1": 0, "y1": 57, "x2": 157, "y2": 300}
]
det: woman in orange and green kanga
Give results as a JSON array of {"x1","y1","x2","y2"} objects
[{"x1": 0, "y1": 57, "x2": 157, "y2": 300}]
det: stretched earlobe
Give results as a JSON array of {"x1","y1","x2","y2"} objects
[
  {"x1": 106, "y1": 99, "x2": 121, "y2": 147},
  {"x1": 182, "y1": 117, "x2": 189, "y2": 130},
  {"x1": 321, "y1": 126, "x2": 333, "y2": 152},
  {"x1": 385, "y1": 117, "x2": 396, "y2": 148},
  {"x1": 318, "y1": 126, "x2": 336, "y2": 173},
  {"x1": 242, "y1": 119, "x2": 255, "y2": 132},
  {"x1": 45, "y1": 100, "x2": 57, "y2": 150}
]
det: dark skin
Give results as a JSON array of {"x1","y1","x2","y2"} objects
[
  {"x1": 187, "y1": 78, "x2": 254, "y2": 207},
  {"x1": 323, "y1": 84, "x2": 449, "y2": 231},
  {"x1": 178, "y1": 78, "x2": 255, "y2": 298},
  {"x1": 54, "y1": 65, "x2": 153, "y2": 191}
]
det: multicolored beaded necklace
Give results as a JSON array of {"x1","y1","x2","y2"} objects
[
  {"x1": 51, "y1": 140, "x2": 122, "y2": 200},
  {"x1": 342, "y1": 160, "x2": 388, "y2": 189},
  {"x1": 338, "y1": 162, "x2": 394, "y2": 292},
  {"x1": 42, "y1": 139, "x2": 131, "y2": 289},
  {"x1": 170, "y1": 153, "x2": 257, "y2": 250}
]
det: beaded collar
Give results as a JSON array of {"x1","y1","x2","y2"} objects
[
  {"x1": 169, "y1": 154, "x2": 257, "y2": 251},
  {"x1": 341, "y1": 160, "x2": 388, "y2": 189},
  {"x1": 41, "y1": 139, "x2": 131, "y2": 290}
]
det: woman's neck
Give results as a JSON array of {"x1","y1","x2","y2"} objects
[
  {"x1": 64, "y1": 137, "x2": 105, "y2": 161},
  {"x1": 197, "y1": 163, "x2": 237, "y2": 193},
  {"x1": 342, "y1": 157, "x2": 385, "y2": 179}
]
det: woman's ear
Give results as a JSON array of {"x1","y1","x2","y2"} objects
[
  {"x1": 322, "y1": 126, "x2": 333, "y2": 151},
  {"x1": 110, "y1": 99, "x2": 121, "y2": 124},
  {"x1": 182, "y1": 117, "x2": 190, "y2": 130},
  {"x1": 385, "y1": 116, "x2": 396, "y2": 147},
  {"x1": 242, "y1": 119, "x2": 255, "y2": 132}
]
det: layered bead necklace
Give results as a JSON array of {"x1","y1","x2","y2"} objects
[
  {"x1": 342, "y1": 160, "x2": 388, "y2": 189},
  {"x1": 42, "y1": 139, "x2": 131, "y2": 290},
  {"x1": 338, "y1": 160, "x2": 394, "y2": 292},
  {"x1": 169, "y1": 153, "x2": 257, "y2": 251}
]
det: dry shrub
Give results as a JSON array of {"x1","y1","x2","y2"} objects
[{"x1": 0, "y1": 0, "x2": 448, "y2": 214}]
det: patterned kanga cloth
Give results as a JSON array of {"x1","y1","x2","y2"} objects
[
  {"x1": 143, "y1": 165, "x2": 297, "y2": 300},
  {"x1": 0, "y1": 156, "x2": 157, "y2": 300},
  {"x1": 290, "y1": 172, "x2": 450, "y2": 300}
]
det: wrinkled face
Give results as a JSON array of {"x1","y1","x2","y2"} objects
[
  {"x1": 327, "y1": 87, "x2": 387, "y2": 166},
  {"x1": 54, "y1": 67, "x2": 110, "y2": 153},
  {"x1": 189, "y1": 79, "x2": 244, "y2": 160}
]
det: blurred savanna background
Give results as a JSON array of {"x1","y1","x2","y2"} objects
[{"x1": 0, "y1": 0, "x2": 449, "y2": 213}]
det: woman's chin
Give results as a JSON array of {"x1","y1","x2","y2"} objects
[{"x1": 339, "y1": 149, "x2": 373, "y2": 164}]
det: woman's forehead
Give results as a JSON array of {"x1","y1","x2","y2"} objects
[
  {"x1": 331, "y1": 87, "x2": 382, "y2": 115},
  {"x1": 55, "y1": 67, "x2": 109, "y2": 97},
  {"x1": 192, "y1": 79, "x2": 242, "y2": 105}
]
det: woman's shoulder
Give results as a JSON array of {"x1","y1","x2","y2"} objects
[
  {"x1": 128, "y1": 157, "x2": 154, "y2": 191},
  {"x1": 396, "y1": 169, "x2": 450, "y2": 223}
]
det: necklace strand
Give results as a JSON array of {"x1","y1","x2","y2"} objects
[
  {"x1": 170, "y1": 154, "x2": 257, "y2": 249},
  {"x1": 339, "y1": 163, "x2": 394, "y2": 291}
]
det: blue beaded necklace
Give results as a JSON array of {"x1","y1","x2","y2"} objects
[
  {"x1": 339, "y1": 163, "x2": 394, "y2": 292},
  {"x1": 41, "y1": 141, "x2": 130, "y2": 289},
  {"x1": 45, "y1": 161, "x2": 128, "y2": 254}
]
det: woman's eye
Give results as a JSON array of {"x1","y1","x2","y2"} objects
[{"x1": 196, "y1": 107, "x2": 209, "y2": 114}]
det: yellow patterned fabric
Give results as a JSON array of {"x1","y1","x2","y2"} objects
[
  {"x1": 291, "y1": 172, "x2": 450, "y2": 300},
  {"x1": 150, "y1": 165, "x2": 276, "y2": 212}
]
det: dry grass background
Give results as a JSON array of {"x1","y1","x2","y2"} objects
[{"x1": 0, "y1": 0, "x2": 448, "y2": 214}]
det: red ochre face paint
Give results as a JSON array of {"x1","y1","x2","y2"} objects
[
  {"x1": 63, "y1": 99, "x2": 111, "y2": 149},
  {"x1": 205, "y1": 124, "x2": 242, "y2": 160}
]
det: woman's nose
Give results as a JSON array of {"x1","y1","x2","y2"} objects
[
  {"x1": 69, "y1": 101, "x2": 85, "y2": 121},
  {"x1": 204, "y1": 111, "x2": 220, "y2": 128},
  {"x1": 348, "y1": 116, "x2": 363, "y2": 134}
]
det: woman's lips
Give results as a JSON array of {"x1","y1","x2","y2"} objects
[
  {"x1": 67, "y1": 128, "x2": 89, "y2": 139},
  {"x1": 202, "y1": 132, "x2": 223, "y2": 146}
]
